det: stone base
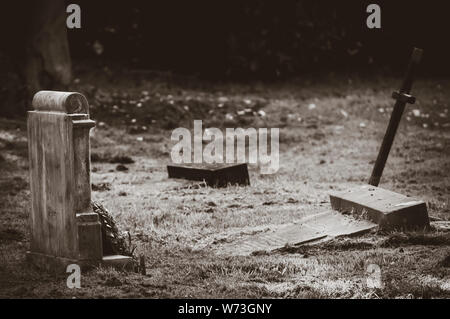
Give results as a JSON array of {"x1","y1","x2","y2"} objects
[
  {"x1": 26, "y1": 251, "x2": 134, "y2": 272},
  {"x1": 330, "y1": 185, "x2": 430, "y2": 229},
  {"x1": 167, "y1": 163, "x2": 250, "y2": 187},
  {"x1": 102, "y1": 255, "x2": 134, "y2": 270},
  {"x1": 26, "y1": 251, "x2": 80, "y2": 273}
]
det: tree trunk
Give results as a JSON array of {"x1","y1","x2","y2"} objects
[
  {"x1": 0, "y1": 0, "x2": 71, "y2": 116},
  {"x1": 24, "y1": 0, "x2": 72, "y2": 94}
]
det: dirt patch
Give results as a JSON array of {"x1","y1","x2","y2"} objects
[
  {"x1": 438, "y1": 254, "x2": 450, "y2": 268},
  {"x1": 91, "y1": 153, "x2": 135, "y2": 164},
  {"x1": 0, "y1": 228, "x2": 24, "y2": 241},
  {"x1": 92, "y1": 183, "x2": 112, "y2": 192},
  {"x1": 0, "y1": 176, "x2": 27, "y2": 196}
]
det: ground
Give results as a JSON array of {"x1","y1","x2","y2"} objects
[{"x1": 0, "y1": 69, "x2": 449, "y2": 298}]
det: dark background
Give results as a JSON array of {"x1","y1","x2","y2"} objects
[
  {"x1": 66, "y1": 0, "x2": 450, "y2": 77},
  {"x1": 0, "y1": 0, "x2": 449, "y2": 116}
]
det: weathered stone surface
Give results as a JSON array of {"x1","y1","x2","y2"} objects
[
  {"x1": 27, "y1": 90, "x2": 132, "y2": 272},
  {"x1": 102, "y1": 255, "x2": 134, "y2": 271},
  {"x1": 32, "y1": 91, "x2": 89, "y2": 114},
  {"x1": 167, "y1": 163, "x2": 250, "y2": 187},
  {"x1": 27, "y1": 111, "x2": 90, "y2": 260},
  {"x1": 77, "y1": 213, "x2": 103, "y2": 261},
  {"x1": 330, "y1": 185, "x2": 429, "y2": 229},
  {"x1": 217, "y1": 210, "x2": 376, "y2": 256}
]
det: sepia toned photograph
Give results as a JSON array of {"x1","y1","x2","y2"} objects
[{"x1": 0, "y1": 0, "x2": 449, "y2": 307}]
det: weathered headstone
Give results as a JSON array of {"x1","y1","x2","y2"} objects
[
  {"x1": 329, "y1": 48, "x2": 430, "y2": 229},
  {"x1": 27, "y1": 91, "x2": 132, "y2": 271},
  {"x1": 167, "y1": 163, "x2": 250, "y2": 187}
]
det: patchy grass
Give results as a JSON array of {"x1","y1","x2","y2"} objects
[
  {"x1": 0, "y1": 73, "x2": 449, "y2": 298},
  {"x1": 380, "y1": 232, "x2": 450, "y2": 247}
]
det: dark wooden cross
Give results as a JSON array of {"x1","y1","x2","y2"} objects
[{"x1": 368, "y1": 48, "x2": 423, "y2": 187}]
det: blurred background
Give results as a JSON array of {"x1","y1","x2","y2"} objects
[{"x1": 0, "y1": 0, "x2": 449, "y2": 116}]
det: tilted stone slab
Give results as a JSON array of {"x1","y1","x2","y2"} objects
[
  {"x1": 167, "y1": 163, "x2": 250, "y2": 187},
  {"x1": 217, "y1": 210, "x2": 376, "y2": 256},
  {"x1": 329, "y1": 185, "x2": 429, "y2": 229}
]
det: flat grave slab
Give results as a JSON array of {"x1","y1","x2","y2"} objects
[
  {"x1": 167, "y1": 163, "x2": 250, "y2": 187},
  {"x1": 329, "y1": 185, "x2": 429, "y2": 229},
  {"x1": 217, "y1": 210, "x2": 376, "y2": 256}
]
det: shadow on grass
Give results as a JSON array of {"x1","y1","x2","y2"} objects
[{"x1": 380, "y1": 232, "x2": 450, "y2": 247}]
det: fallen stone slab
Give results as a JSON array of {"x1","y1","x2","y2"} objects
[
  {"x1": 330, "y1": 185, "x2": 430, "y2": 229},
  {"x1": 167, "y1": 163, "x2": 249, "y2": 187},
  {"x1": 217, "y1": 210, "x2": 376, "y2": 256}
]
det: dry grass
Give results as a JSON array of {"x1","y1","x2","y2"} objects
[{"x1": 0, "y1": 74, "x2": 449, "y2": 298}]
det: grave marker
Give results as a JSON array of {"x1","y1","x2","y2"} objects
[
  {"x1": 217, "y1": 210, "x2": 376, "y2": 256},
  {"x1": 330, "y1": 185, "x2": 429, "y2": 229},
  {"x1": 27, "y1": 91, "x2": 132, "y2": 271},
  {"x1": 330, "y1": 48, "x2": 430, "y2": 229},
  {"x1": 167, "y1": 163, "x2": 250, "y2": 187}
]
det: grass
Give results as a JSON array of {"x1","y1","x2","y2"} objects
[{"x1": 0, "y1": 71, "x2": 449, "y2": 298}]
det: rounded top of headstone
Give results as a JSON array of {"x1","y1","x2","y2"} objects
[{"x1": 32, "y1": 91, "x2": 89, "y2": 114}]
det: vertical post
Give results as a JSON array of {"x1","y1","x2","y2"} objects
[
  {"x1": 71, "y1": 117, "x2": 103, "y2": 262},
  {"x1": 72, "y1": 117, "x2": 95, "y2": 213},
  {"x1": 368, "y1": 48, "x2": 423, "y2": 186}
]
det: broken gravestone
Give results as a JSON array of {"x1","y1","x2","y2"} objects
[
  {"x1": 330, "y1": 185, "x2": 429, "y2": 229},
  {"x1": 216, "y1": 210, "x2": 376, "y2": 256},
  {"x1": 27, "y1": 91, "x2": 132, "y2": 271},
  {"x1": 167, "y1": 163, "x2": 250, "y2": 187},
  {"x1": 329, "y1": 48, "x2": 429, "y2": 229}
]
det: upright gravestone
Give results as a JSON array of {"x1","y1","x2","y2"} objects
[{"x1": 27, "y1": 91, "x2": 131, "y2": 271}]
